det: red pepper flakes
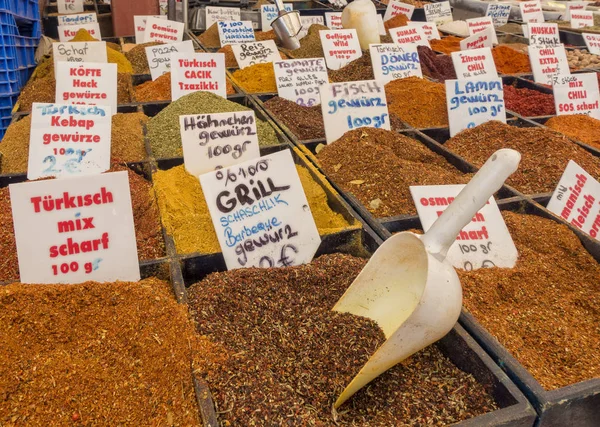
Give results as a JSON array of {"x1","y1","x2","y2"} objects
[{"x1": 503, "y1": 85, "x2": 556, "y2": 117}]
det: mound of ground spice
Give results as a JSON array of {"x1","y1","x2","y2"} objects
[
  {"x1": 545, "y1": 114, "x2": 600, "y2": 149},
  {"x1": 264, "y1": 96, "x2": 325, "y2": 140},
  {"x1": 125, "y1": 41, "x2": 163, "y2": 74},
  {"x1": 111, "y1": 112, "x2": 148, "y2": 163},
  {"x1": 503, "y1": 84, "x2": 555, "y2": 116},
  {"x1": 330, "y1": 51, "x2": 374, "y2": 82},
  {"x1": 497, "y1": 23, "x2": 523, "y2": 34},
  {"x1": 418, "y1": 45, "x2": 457, "y2": 81},
  {"x1": 153, "y1": 164, "x2": 350, "y2": 254},
  {"x1": 316, "y1": 128, "x2": 469, "y2": 217},
  {"x1": 255, "y1": 29, "x2": 278, "y2": 42},
  {"x1": 492, "y1": 45, "x2": 532, "y2": 74},
  {"x1": 384, "y1": 13, "x2": 408, "y2": 33},
  {"x1": 198, "y1": 23, "x2": 221, "y2": 48},
  {"x1": 0, "y1": 115, "x2": 31, "y2": 174},
  {"x1": 0, "y1": 278, "x2": 203, "y2": 424},
  {"x1": 445, "y1": 121, "x2": 600, "y2": 194},
  {"x1": 430, "y1": 36, "x2": 463, "y2": 54},
  {"x1": 147, "y1": 91, "x2": 279, "y2": 158},
  {"x1": 285, "y1": 24, "x2": 328, "y2": 58},
  {"x1": 461, "y1": 211, "x2": 600, "y2": 390},
  {"x1": 385, "y1": 77, "x2": 448, "y2": 128},
  {"x1": 117, "y1": 73, "x2": 133, "y2": 104},
  {"x1": 16, "y1": 75, "x2": 55, "y2": 111},
  {"x1": 0, "y1": 187, "x2": 18, "y2": 282},
  {"x1": 189, "y1": 253, "x2": 497, "y2": 425},
  {"x1": 231, "y1": 62, "x2": 277, "y2": 93}
]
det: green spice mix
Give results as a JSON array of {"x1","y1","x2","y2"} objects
[{"x1": 147, "y1": 91, "x2": 280, "y2": 159}]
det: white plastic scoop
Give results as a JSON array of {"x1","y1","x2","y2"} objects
[{"x1": 333, "y1": 149, "x2": 521, "y2": 408}]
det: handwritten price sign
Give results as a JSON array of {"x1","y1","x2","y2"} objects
[{"x1": 200, "y1": 150, "x2": 321, "y2": 270}]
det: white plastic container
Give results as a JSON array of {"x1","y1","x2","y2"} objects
[{"x1": 341, "y1": 0, "x2": 380, "y2": 50}]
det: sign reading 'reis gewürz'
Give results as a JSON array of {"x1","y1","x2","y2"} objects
[
  {"x1": 199, "y1": 150, "x2": 321, "y2": 270},
  {"x1": 10, "y1": 171, "x2": 140, "y2": 284}
]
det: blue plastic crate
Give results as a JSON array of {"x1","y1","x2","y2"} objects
[
  {"x1": 0, "y1": 0, "x2": 39, "y2": 21},
  {"x1": 0, "y1": 91, "x2": 18, "y2": 109}
]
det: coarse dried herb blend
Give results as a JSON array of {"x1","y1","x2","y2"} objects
[
  {"x1": 445, "y1": 121, "x2": 600, "y2": 194},
  {"x1": 385, "y1": 77, "x2": 448, "y2": 128},
  {"x1": 125, "y1": 41, "x2": 163, "y2": 74},
  {"x1": 153, "y1": 164, "x2": 351, "y2": 254},
  {"x1": 317, "y1": 128, "x2": 470, "y2": 217},
  {"x1": 545, "y1": 114, "x2": 600, "y2": 149},
  {"x1": 461, "y1": 212, "x2": 600, "y2": 390},
  {"x1": 418, "y1": 46, "x2": 457, "y2": 81},
  {"x1": 231, "y1": 62, "x2": 277, "y2": 93},
  {"x1": 503, "y1": 84, "x2": 555, "y2": 117},
  {"x1": 329, "y1": 51, "x2": 374, "y2": 82},
  {"x1": 189, "y1": 254, "x2": 497, "y2": 425},
  {"x1": 0, "y1": 278, "x2": 204, "y2": 425},
  {"x1": 285, "y1": 24, "x2": 328, "y2": 58},
  {"x1": 147, "y1": 91, "x2": 279, "y2": 158}
]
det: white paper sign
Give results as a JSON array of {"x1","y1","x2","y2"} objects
[
  {"x1": 424, "y1": 1, "x2": 453, "y2": 25},
  {"x1": 370, "y1": 44, "x2": 422, "y2": 84},
  {"x1": 134, "y1": 15, "x2": 167, "y2": 44},
  {"x1": 319, "y1": 29, "x2": 362, "y2": 70},
  {"x1": 273, "y1": 58, "x2": 329, "y2": 107},
  {"x1": 58, "y1": 0, "x2": 84, "y2": 14},
  {"x1": 411, "y1": 184, "x2": 518, "y2": 270},
  {"x1": 486, "y1": 4, "x2": 511, "y2": 27},
  {"x1": 519, "y1": 1, "x2": 544, "y2": 23},
  {"x1": 55, "y1": 62, "x2": 117, "y2": 113},
  {"x1": 320, "y1": 80, "x2": 390, "y2": 143},
  {"x1": 261, "y1": 4, "x2": 293, "y2": 30},
  {"x1": 451, "y1": 47, "x2": 498, "y2": 79},
  {"x1": 144, "y1": 17, "x2": 184, "y2": 44},
  {"x1": 171, "y1": 52, "x2": 227, "y2": 101},
  {"x1": 199, "y1": 150, "x2": 321, "y2": 269},
  {"x1": 27, "y1": 103, "x2": 111, "y2": 180},
  {"x1": 466, "y1": 17, "x2": 498, "y2": 45},
  {"x1": 390, "y1": 26, "x2": 431, "y2": 48},
  {"x1": 52, "y1": 41, "x2": 108, "y2": 70},
  {"x1": 406, "y1": 22, "x2": 441, "y2": 40},
  {"x1": 384, "y1": 0, "x2": 415, "y2": 22},
  {"x1": 547, "y1": 161, "x2": 600, "y2": 240},
  {"x1": 299, "y1": 16, "x2": 325, "y2": 39},
  {"x1": 583, "y1": 33, "x2": 600, "y2": 55},
  {"x1": 446, "y1": 77, "x2": 506, "y2": 137},
  {"x1": 146, "y1": 40, "x2": 194, "y2": 80},
  {"x1": 231, "y1": 40, "x2": 280, "y2": 69},
  {"x1": 460, "y1": 27, "x2": 495, "y2": 50},
  {"x1": 567, "y1": 2, "x2": 589, "y2": 20},
  {"x1": 57, "y1": 23, "x2": 101, "y2": 42},
  {"x1": 553, "y1": 73, "x2": 600, "y2": 119},
  {"x1": 571, "y1": 11, "x2": 594, "y2": 29},
  {"x1": 528, "y1": 23, "x2": 560, "y2": 46},
  {"x1": 10, "y1": 171, "x2": 140, "y2": 284},
  {"x1": 529, "y1": 44, "x2": 570, "y2": 85},
  {"x1": 218, "y1": 21, "x2": 256, "y2": 45},
  {"x1": 205, "y1": 6, "x2": 242, "y2": 27},
  {"x1": 325, "y1": 12, "x2": 343, "y2": 29},
  {"x1": 57, "y1": 13, "x2": 97, "y2": 26},
  {"x1": 179, "y1": 111, "x2": 260, "y2": 177}
]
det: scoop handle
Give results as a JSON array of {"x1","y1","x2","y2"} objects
[{"x1": 421, "y1": 149, "x2": 521, "y2": 259}]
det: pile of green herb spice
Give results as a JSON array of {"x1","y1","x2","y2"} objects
[
  {"x1": 146, "y1": 91, "x2": 280, "y2": 158},
  {"x1": 189, "y1": 254, "x2": 497, "y2": 425}
]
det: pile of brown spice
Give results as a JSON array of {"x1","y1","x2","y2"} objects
[
  {"x1": 0, "y1": 115, "x2": 31, "y2": 174},
  {"x1": 264, "y1": 96, "x2": 325, "y2": 140},
  {"x1": 330, "y1": 51, "x2": 374, "y2": 82},
  {"x1": 418, "y1": 46, "x2": 457, "y2": 81},
  {"x1": 125, "y1": 41, "x2": 164, "y2": 74},
  {"x1": 461, "y1": 211, "x2": 600, "y2": 390},
  {"x1": 198, "y1": 23, "x2": 222, "y2": 48},
  {"x1": 134, "y1": 72, "x2": 235, "y2": 102},
  {"x1": 285, "y1": 24, "x2": 328, "y2": 58},
  {"x1": 111, "y1": 112, "x2": 148, "y2": 163},
  {"x1": 316, "y1": 128, "x2": 470, "y2": 217},
  {"x1": 385, "y1": 76, "x2": 448, "y2": 128},
  {"x1": 445, "y1": 121, "x2": 600, "y2": 194},
  {"x1": 189, "y1": 254, "x2": 497, "y2": 425},
  {"x1": 384, "y1": 13, "x2": 409, "y2": 33},
  {"x1": 0, "y1": 187, "x2": 18, "y2": 282},
  {"x1": 545, "y1": 114, "x2": 600, "y2": 149},
  {"x1": 255, "y1": 29, "x2": 278, "y2": 42},
  {"x1": 492, "y1": 45, "x2": 532, "y2": 74},
  {"x1": 0, "y1": 278, "x2": 204, "y2": 425},
  {"x1": 231, "y1": 63, "x2": 277, "y2": 93},
  {"x1": 430, "y1": 36, "x2": 463, "y2": 54},
  {"x1": 117, "y1": 73, "x2": 133, "y2": 104}
]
